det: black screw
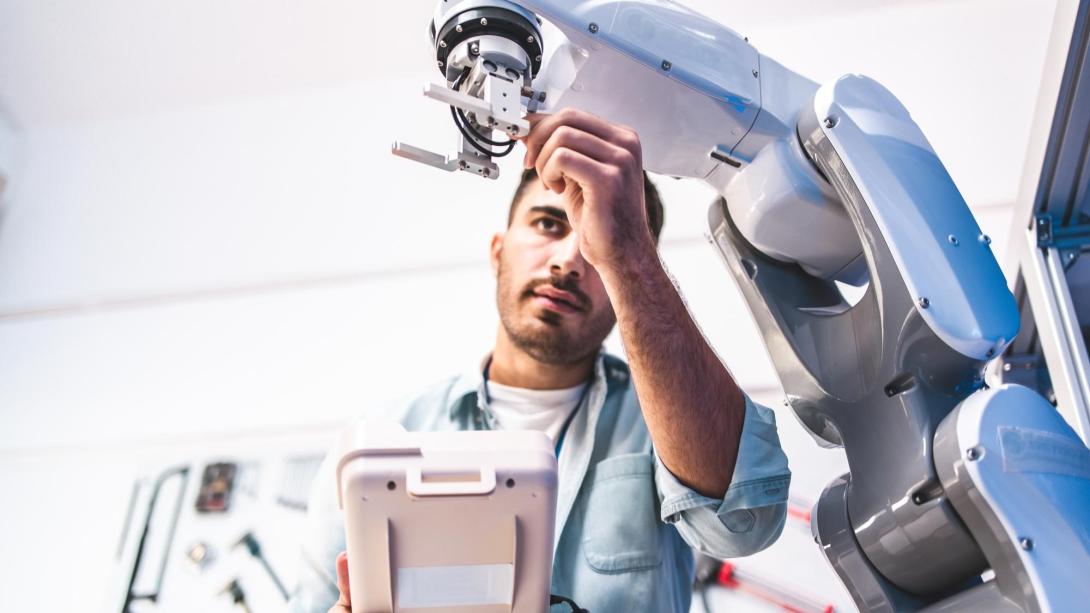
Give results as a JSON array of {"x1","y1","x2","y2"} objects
[
  {"x1": 386, "y1": 480, "x2": 396, "y2": 490},
  {"x1": 824, "y1": 117, "x2": 837, "y2": 129},
  {"x1": 588, "y1": 22, "x2": 599, "y2": 33},
  {"x1": 1019, "y1": 537, "x2": 1034, "y2": 551},
  {"x1": 918, "y1": 297, "x2": 930, "y2": 309},
  {"x1": 966, "y1": 447, "x2": 982, "y2": 461},
  {"x1": 661, "y1": 60, "x2": 672, "y2": 71}
]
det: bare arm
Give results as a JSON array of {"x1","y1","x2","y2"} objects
[
  {"x1": 521, "y1": 109, "x2": 745, "y2": 498},
  {"x1": 600, "y1": 251, "x2": 745, "y2": 498}
]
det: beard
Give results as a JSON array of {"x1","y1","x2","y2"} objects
[{"x1": 496, "y1": 260, "x2": 616, "y2": 366}]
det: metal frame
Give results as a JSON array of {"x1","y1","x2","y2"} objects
[
  {"x1": 1019, "y1": 223, "x2": 1090, "y2": 442},
  {"x1": 1005, "y1": 0, "x2": 1090, "y2": 445}
]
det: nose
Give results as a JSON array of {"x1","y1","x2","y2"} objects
[{"x1": 548, "y1": 231, "x2": 585, "y2": 279}]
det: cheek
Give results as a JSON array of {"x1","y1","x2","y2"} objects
[
  {"x1": 497, "y1": 247, "x2": 534, "y2": 298},
  {"x1": 503, "y1": 235, "x2": 552, "y2": 275}
]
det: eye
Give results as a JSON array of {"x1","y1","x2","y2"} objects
[{"x1": 534, "y1": 216, "x2": 566, "y2": 236}]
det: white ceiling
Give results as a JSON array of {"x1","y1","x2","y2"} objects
[{"x1": 0, "y1": 0, "x2": 930, "y2": 128}]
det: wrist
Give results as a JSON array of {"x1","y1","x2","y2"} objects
[{"x1": 598, "y1": 242, "x2": 666, "y2": 292}]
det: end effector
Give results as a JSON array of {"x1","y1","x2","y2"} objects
[{"x1": 392, "y1": 0, "x2": 548, "y2": 179}]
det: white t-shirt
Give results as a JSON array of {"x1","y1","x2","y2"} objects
[{"x1": 486, "y1": 379, "x2": 587, "y2": 442}]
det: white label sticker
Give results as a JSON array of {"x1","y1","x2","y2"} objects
[{"x1": 397, "y1": 563, "x2": 513, "y2": 609}]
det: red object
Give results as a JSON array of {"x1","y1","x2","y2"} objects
[
  {"x1": 716, "y1": 561, "x2": 737, "y2": 587},
  {"x1": 713, "y1": 561, "x2": 834, "y2": 613},
  {"x1": 787, "y1": 504, "x2": 812, "y2": 523}
]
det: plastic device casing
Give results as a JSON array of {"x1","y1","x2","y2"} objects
[{"x1": 337, "y1": 421, "x2": 558, "y2": 613}]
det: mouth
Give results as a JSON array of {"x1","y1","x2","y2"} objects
[{"x1": 531, "y1": 286, "x2": 584, "y2": 314}]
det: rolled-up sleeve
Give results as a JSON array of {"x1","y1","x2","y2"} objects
[{"x1": 653, "y1": 394, "x2": 790, "y2": 558}]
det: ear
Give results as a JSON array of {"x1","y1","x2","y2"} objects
[{"x1": 489, "y1": 232, "x2": 505, "y2": 275}]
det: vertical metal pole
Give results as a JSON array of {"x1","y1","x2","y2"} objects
[{"x1": 1020, "y1": 225, "x2": 1090, "y2": 444}]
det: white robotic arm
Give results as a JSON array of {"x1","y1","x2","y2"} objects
[{"x1": 392, "y1": 2, "x2": 1090, "y2": 611}]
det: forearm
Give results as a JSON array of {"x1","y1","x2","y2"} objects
[{"x1": 601, "y1": 252, "x2": 746, "y2": 498}]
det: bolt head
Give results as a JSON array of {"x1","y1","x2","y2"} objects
[
  {"x1": 535, "y1": 54, "x2": 542, "y2": 62},
  {"x1": 752, "y1": 69, "x2": 759, "y2": 78},
  {"x1": 661, "y1": 59, "x2": 672, "y2": 71},
  {"x1": 588, "y1": 22, "x2": 599, "y2": 33},
  {"x1": 918, "y1": 297, "x2": 930, "y2": 309},
  {"x1": 966, "y1": 447, "x2": 982, "y2": 461},
  {"x1": 527, "y1": 35, "x2": 535, "y2": 43},
  {"x1": 437, "y1": 60, "x2": 444, "y2": 67},
  {"x1": 979, "y1": 234, "x2": 992, "y2": 245},
  {"x1": 1020, "y1": 537, "x2": 1034, "y2": 551},
  {"x1": 948, "y1": 234, "x2": 959, "y2": 246},
  {"x1": 455, "y1": 24, "x2": 463, "y2": 33},
  {"x1": 480, "y1": 17, "x2": 488, "y2": 26},
  {"x1": 823, "y1": 117, "x2": 837, "y2": 129},
  {"x1": 458, "y1": 160, "x2": 468, "y2": 170},
  {"x1": 438, "y1": 40, "x2": 447, "y2": 48}
]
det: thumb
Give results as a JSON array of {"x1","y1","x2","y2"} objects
[{"x1": 335, "y1": 551, "x2": 351, "y2": 610}]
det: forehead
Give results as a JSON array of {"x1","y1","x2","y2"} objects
[{"x1": 512, "y1": 180, "x2": 566, "y2": 219}]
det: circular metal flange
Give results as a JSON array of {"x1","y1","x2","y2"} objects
[{"x1": 434, "y1": 6, "x2": 544, "y2": 79}]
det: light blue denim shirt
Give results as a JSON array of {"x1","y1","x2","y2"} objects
[{"x1": 289, "y1": 352, "x2": 790, "y2": 613}]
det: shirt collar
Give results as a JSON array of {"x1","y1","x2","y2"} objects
[{"x1": 446, "y1": 349, "x2": 626, "y2": 422}]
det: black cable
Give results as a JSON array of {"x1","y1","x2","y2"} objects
[
  {"x1": 550, "y1": 594, "x2": 589, "y2": 612},
  {"x1": 236, "y1": 532, "x2": 290, "y2": 600},
  {"x1": 449, "y1": 66, "x2": 517, "y2": 157},
  {"x1": 452, "y1": 67, "x2": 515, "y2": 148},
  {"x1": 456, "y1": 106, "x2": 517, "y2": 147},
  {"x1": 698, "y1": 583, "x2": 715, "y2": 613},
  {"x1": 451, "y1": 106, "x2": 516, "y2": 157}
]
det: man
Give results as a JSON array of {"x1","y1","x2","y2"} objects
[{"x1": 290, "y1": 109, "x2": 790, "y2": 613}]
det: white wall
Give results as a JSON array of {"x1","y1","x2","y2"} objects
[
  {"x1": 0, "y1": 1, "x2": 1059, "y2": 611},
  {"x1": 0, "y1": 110, "x2": 14, "y2": 176}
]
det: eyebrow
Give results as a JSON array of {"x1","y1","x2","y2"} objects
[{"x1": 527, "y1": 205, "x2": 568, "y2": 222}]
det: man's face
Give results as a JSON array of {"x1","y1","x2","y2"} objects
[{"x1": 491, "y1": 181, "x2": 616, "y2": 365}]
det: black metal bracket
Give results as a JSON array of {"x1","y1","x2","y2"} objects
[{"x1": 1035, "y1": 213, "x2": 1090, "y2": 250}]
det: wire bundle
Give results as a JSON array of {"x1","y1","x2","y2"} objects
[{"x1": 450, "y1": 67, "x2": 518, "y2": 158}]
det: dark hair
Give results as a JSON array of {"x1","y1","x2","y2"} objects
[{"x1": 507, "y1": 167, "x2": 665, "y2": 242}]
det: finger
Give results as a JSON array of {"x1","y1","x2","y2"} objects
[
  {"x1": 535, "y1": 126, "x2": 632, "y2": 193},
  {"x1": 523, "y1": 109, "x2": 633, "y2": 169},
  {"x1": 563, "y1": 179, "x2": 585, "y2": 228},
  {"x1": 539, "y1": 147, "x2": 616, "y2": 209},
  {"x1": 335, "y1": 551, "x2": 351, "y2": 608}
]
